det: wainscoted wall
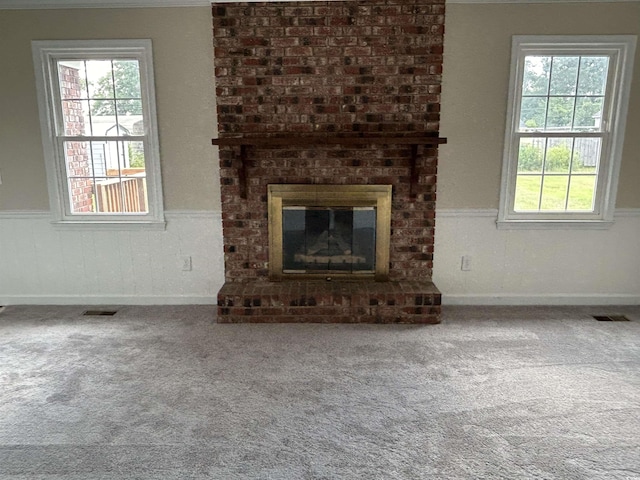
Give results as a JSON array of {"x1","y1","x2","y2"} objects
[
  {"x1": 433, "y1": 209, "x2": 640, "y2": 305},
  {"x1": 1, "y1": 209, "x2": 638, "y2": 306},
  {"x1": 0, "y1": 212, "x2": 224, "y2": 305}
]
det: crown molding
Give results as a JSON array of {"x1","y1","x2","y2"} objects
[
  {"x1": 0, "y1": 0, "x2": 208, "y2": 8},
  {"x1": 447, "y1": 0, "x2": 639, "y2": 3},
  {"x1": 1, "y1": 0, "x2": 638, "y2": 9}
]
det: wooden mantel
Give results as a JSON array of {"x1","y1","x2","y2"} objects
[{"x1": 212, "y1": 134, "x2": 448, "y2": 199}]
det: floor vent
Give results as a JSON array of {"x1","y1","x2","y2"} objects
[
  {"x1": 593, "y1": 315, "x2": 630, "y2": 322},
  {"x1": 83, "y1": 310, "x2": 118, "y2": 316}
]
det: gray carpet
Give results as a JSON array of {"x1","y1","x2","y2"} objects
[{"x1": 0, "y1": 305, "x2": 639, "y2": 479}]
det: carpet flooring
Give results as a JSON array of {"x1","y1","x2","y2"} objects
[{"x1": 0, "y1": 304, "x2": 639, "y2": 479}]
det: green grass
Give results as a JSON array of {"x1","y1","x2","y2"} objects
[{"x1": 514, "y1": 175, "x2": 596, "y2": 211}]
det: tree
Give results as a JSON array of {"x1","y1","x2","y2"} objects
[{"x1": 91, "y1": 61, "x2": 142, "y2": 116}]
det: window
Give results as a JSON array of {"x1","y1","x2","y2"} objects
[
  {"x1": 498, "y1": 36, "x2": 636, "y2": 228},
  {"x1": 32, "y1": 40, "x2": 164, "y2": 227}
]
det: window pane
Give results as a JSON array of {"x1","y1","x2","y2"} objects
[
  {"x1": 65, "y1": 141, "x2": 144, "y2": 178},
  {"x1": 522, "y1": 56, "x2": 550, "y2": 95},
  {"x1": 58, "y1": 61, "x2": 88, "y2": 100},
  {"x1": 125, "y1": 141, "x2": 146, "y2": 171},
  {"x1": 67, "y1": 176, "x2": 96, "y2": 214},
  {"x1": 539, "y1": 176, "x2": 569, "y2": 210},
  {"x1": 567, "y1": 176, "x2": 596, "y2": 211},
  {"x1": 61, "y1": 99, "x2": 90, "y2": 136},
  {"x1": 546, "y1": 97, "x2": 575, "y2": 130},
  {"x1": 544, "y1": 138, "x2": 572, "y2": 173},
  {"x1": 113, "y1": 60, "x2": 141, "y2": 99},
  {"x1": 103, "y1": 140, "x2": 131, "y2": 174},
  {"x1": 574, "y1": 96, "x2": 604, "y2": 130},
  {"x1": 116, "y1": 99, "x2": 142, "y2": 117},
  {"x1": 64, "y1": 140, "x2": 149, "y2": 213},
  {"x1": 578, "y1": 57, "x2": 609, "y2": 95},
  {"x1": 519, "y1": 97, "x2": 547, "y2": 130},
  {"x1": 69, "y1": 177, "x2": 149, "y2": 214},
  {"x1": 549, "y1": 56, "x2": 579, "y2": 95},
  {"x1": 64, "y1": 141, "x2": 91, "y2": 179},
  {"x1": 90, "y1": 97, "x2": 116, "y2": 119},
  {"x1": 514, "y1": 175, "x2": 542, "y2": 211},
  {"x1": 517, "y1": 138, "x2": 545, "y2": 173},
  {"x1": 116, "y1": 100, "x2": 145, "y2": 135},
  {"x1": 57, "y1": 58, "x2": 145, "y2": 137},
  {"x1": 89, "y1": 141, "x2": 107, "y2": 177},
  {"x1": 86, "y1": 60, "x2": 114, "y2": 99},
  {"x1": 93, "y1": 178, "x2": 123, "y2": 213},
  {"x1": 572, "y1": 137, "x2": 601, "y2": 173}
]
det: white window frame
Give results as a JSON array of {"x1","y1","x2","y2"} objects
[
  {"x1": 32, "y1": 39, "x2": 165, "y2": 229},
  {"x1": 498, "y1": 35, "x2": 636, "y2": 229}
]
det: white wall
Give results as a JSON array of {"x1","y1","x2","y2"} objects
[
  {"x1": 0, "y1": 212, "x2": 224, "y2": 305},
  {"x1": 433, "y1": 209, "x2": 640, "y2": 305}
]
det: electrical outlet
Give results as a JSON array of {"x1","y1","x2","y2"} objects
[
  {"x1": 461, "y1": 255, "x2": 472, "y2": 271},
  {"x1": 180, "y1": 255, "x2": 192, "y2": 271}
]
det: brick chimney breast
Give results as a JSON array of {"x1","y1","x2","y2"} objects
[{"x1": 213, "y1": 0, "x2": 445, "y2": 323}]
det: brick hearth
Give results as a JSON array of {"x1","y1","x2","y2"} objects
[
  {"x1": 212, "y1": 0, "x2": 445, "y2": 323},
  {"x1": 218, "y1": 280, "x2": 441, "y2": 324}
]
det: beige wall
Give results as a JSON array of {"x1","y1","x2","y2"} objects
[
  {"x1": 0, "y1": 7, "x2": 219, "y2": 211},
  {"x1": 440, "y1": 2, "x2": 640, "y2": 209},
  {"x1": 1, "y1": 4, "x2": 639, "y2": 213}
]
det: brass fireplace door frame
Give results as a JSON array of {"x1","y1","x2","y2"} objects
[{"x1": 268, "y1": 184, "x2": 392, "y2": 281}]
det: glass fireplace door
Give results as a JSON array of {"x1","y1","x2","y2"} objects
[{"x1": 282, "y1": 206, "x2": 376, "y2": 274}]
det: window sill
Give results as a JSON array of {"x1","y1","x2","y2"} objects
[
  {"x1": 496, "y1": 219, "x2": 614, "y2": 230},
  {"x1": 51, "y1": 219, "x2": 166, "y2": 231}
]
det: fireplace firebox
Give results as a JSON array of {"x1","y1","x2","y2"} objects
[{"x1": 268, "y1": 185, "x2": 391, "y2": 281}]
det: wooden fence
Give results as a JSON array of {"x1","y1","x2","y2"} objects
[{"x1": 95, "y1": 176, "x2": 148, "y2": 213}]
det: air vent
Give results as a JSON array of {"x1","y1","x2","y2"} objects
[
  {"x1": 83, "y1": 310, "x2": 118, "y2": 316},
  {"x1": 593, "y1": 315, "x2": 630, "y2": 322}
]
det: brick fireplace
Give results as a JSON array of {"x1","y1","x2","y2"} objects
[{"x1": 213, "y1": 0, "x2": 445, "y2": 323}]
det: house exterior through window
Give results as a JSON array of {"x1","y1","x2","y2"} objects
[
  {"x1": 32, "y1": 40, "x2": 164, "y2": 228},
  {"x1": 498, "y1": 36, "x2": 637, "y2": 228}
]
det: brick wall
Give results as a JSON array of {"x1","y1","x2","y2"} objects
[
  {"x1": 60, "y1": 65, "x2": 94, "y2": 213},
  {"x1": 213, "y1": 0, "x2": 445, "y2": 285},
  {"x1": 213, "y1": 1, "x2": 444, "y2": 135},
  {"x1": 212, "y1": 0, "x2": 445, "y2": 323}
]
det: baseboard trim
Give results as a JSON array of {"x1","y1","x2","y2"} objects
[
  {"x1": 442, "y1": 294, "x2": 640, "y2": 306},
  {"x1": 0, "y1": 295, "x2": 218, "y2": 306},
  {"x1": 2, "y1": 293, "x2": 637, "y2": 307}
]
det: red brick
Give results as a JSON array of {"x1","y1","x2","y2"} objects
[{"x1": 213, "y1": 0, "x2": 445, "y2": 319}]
